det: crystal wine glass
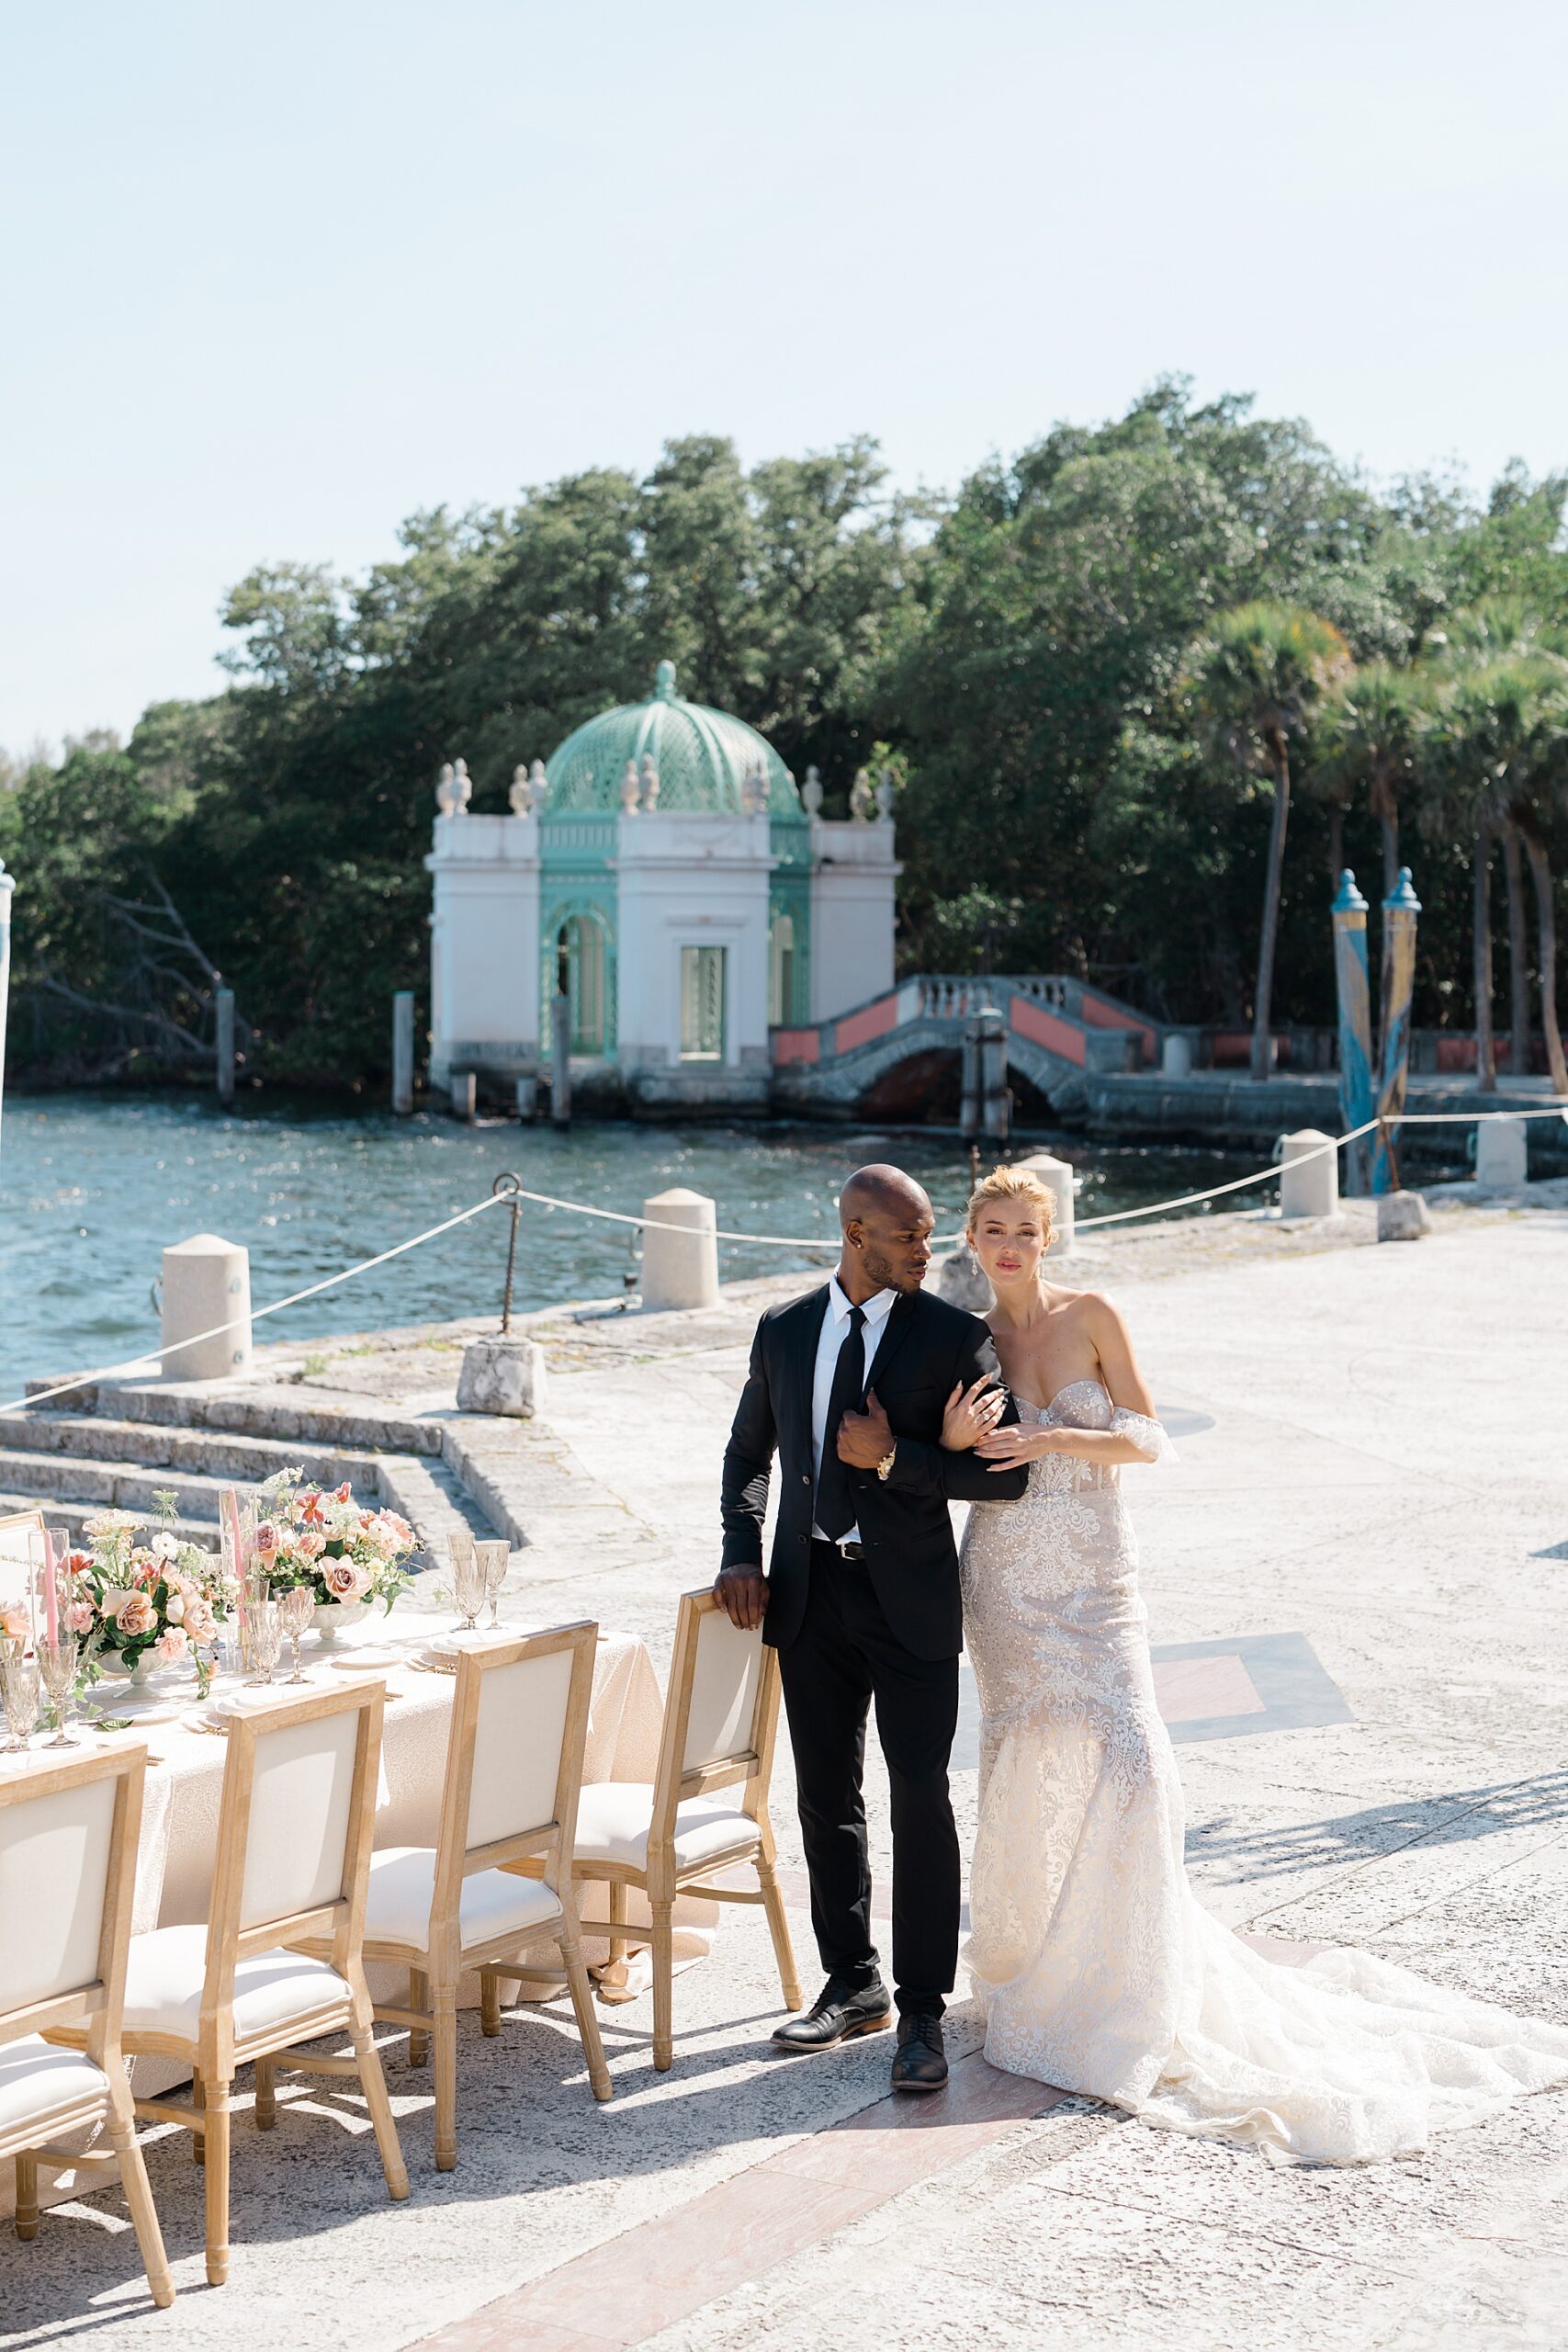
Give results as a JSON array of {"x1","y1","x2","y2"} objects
[
  {"x1": 477, "y1": 1540, "x2": 510, "y2": 1632},
  {"x1": 241, "y1": 1570, "x2": 272, "y2": 1677},
  {"x1": 246, "y1": 1600, "x2": 283, "y2": 1688},
  {"x1": 278, "y1": 1585, "x2": 315, "y2": 1683},
  {"x1": 447, "y1": 1531, "x2": 486, "y2": 1634},
  {"x1": 1, "y1": 1655, "x2": 41, "y2": 1755},
  {"x1": 38, "y1": 1635, "x2": 81, "y2": 1749}
]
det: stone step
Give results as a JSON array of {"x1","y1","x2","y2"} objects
[
  {"x1": 0, "y1": 1411, "x2": 389, "y2": 1489},
  {"x1": 0, "y1": 1495, "x2": 216, "y2": 1551},
  {"x1": 26, "y1": 1377, "x2": 448, "y2": 1457},
  {"x1": 0, "y1": 1447, "x2": 266, "y2": 1524}
]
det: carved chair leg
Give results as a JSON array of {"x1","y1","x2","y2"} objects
[
  {"x1": 203, "y1": 2077, "x2": 232, "y2": 2287},
  {"x1": 253, "y1": 2055, "x2": 276, "y2": 2130},
  {"x1": 407, "y1": 1969, "x2": 430, "y2": 2067},
  {"x1": 479, "y1": 1969, "x2": 502, "y2": 2039},
  {"x1": 433, "y1": 1983, "x2": 458, "y2": 2172},
  {"x1": 191, "y1": 2069, "x2": 206, "y2": 2165},
  {"x1": 757, "y1": 1851, "x2": 804, "y2": 2011},
  {"x1": 607, "y1": 1879, "x2": 628, "y2": 1970},
  {"x1": 106, "y1": 2080, "x2": 175, "y2": 2309},
  {"x1": 13, "y1": 2150, "x2": 39, "y2": 2241},
  {"x1": 649, "y1": 1901, "x2": 674, "y2": 2073},
  {"x1": 351, "y1": 2005, "x2": 410, "y2": 2203},
  {"x1": 558, "y1": 1928, "x2": 613, "y2": 2104}
]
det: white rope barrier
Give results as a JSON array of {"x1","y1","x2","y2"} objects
[{"x1": 3, "y1": 1101, "x2": 1562, "y2": 1420}]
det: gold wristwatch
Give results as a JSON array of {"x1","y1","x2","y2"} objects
[{"x1": 875, "y1": 1442, "x2": 897, "y2": 1482}]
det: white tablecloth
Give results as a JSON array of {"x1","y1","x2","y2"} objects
[{"x1": 0, "y1": 1615, "x2": 715, "y2": 2215}]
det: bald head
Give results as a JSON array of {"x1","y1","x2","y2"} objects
[{"x1": 837, "y1": 1164, "x2": 934, "y2": 1298}]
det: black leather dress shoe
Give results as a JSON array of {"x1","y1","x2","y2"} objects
[
  {"x1": 772, "y1": 1977, "x2": 893, "y2": 2052},
  {"x1": 890, "y1": 2012, "x2": 948, "y2": 2092}
]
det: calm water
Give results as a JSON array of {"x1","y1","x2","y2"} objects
[{"x1": 0, "y1": 1095, "x2": 1255, "y2": 1402}]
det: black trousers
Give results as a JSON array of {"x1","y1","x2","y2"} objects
[{"x1": 776, "y1": 1542, "x2": 960, "y2": 2018}]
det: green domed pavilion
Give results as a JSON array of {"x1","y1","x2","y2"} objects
[{"x1": 545, "y1": 660, "x2": 803, "y2": 820}]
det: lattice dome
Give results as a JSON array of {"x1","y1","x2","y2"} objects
[{"x1": 543, "y1": 661, "x2": 802, "y2": 819}]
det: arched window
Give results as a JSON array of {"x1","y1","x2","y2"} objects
[
  {"x1": 557, "y1": 914, "x2": 607, "y2": 1055},
  {"x1": 769, "y1": 912, "x2": 796, "y2": 1026}
]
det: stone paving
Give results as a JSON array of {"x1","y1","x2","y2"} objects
[{"x1": 4, "y1": 1187, "x2": 1567, "y2": 2350}]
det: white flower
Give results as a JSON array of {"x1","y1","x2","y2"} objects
[
  {"x1": 164, "y1": 1591, "x2": 186, "y2": 1623},
  {"x1": 151, "y1": 1532, "x2": 180, "y2": 1562}
]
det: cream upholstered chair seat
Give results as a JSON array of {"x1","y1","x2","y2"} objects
[
  {"x1": 0, "y1": 2038, "x2": 108, "y2": 2136},
  {"x1": 364, "y1": 1846, "x2": 564, "y2": 1951},
  {"x1": 572, "y1": 1784, "x2": 757, "y2": 1873},
  {"x1": 121, "y1": 1926, "x2": 351, "y2": 2043}
]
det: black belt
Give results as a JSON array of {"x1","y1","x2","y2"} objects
[{"x1": 813, "y1": 1536, "x2": 865, "y2": 1563}]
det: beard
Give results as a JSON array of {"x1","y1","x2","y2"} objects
[{"x1": 863, "y1": 1244, "x2": 924, "y2": 1294}]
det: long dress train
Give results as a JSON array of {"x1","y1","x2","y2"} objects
[{"x1": 959, "y1": 1382, "x2": 1568, "y2": 2165}]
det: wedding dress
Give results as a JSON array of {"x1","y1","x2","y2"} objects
[{"x1": 959, "y1": 1380, "x2": 1568, "y2": 2165}]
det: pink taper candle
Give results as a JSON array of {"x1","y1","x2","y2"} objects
[{"x1": 42, "y1": 1531, "x2": 59, "y2": 1647}]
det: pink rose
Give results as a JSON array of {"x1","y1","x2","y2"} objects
[
  {"x1": 116, "y1": 1591, "x2": 155, "y2": 1638},
  {"x1": 322, "y1": 1559, "x2": 372, "y2": 1602},
  {"x1": 152, "y1": 1628, "x2": 189, "y2": 1665},
  {"x1": 296, "y1": 1529, "x2": 326, "y2": 1561},
  {"x1": 254, "y1": 1521, "x2": 279, "y2": 1558},
  {"x1": 183, "y1": 1598, "x2": 216, "y2": 1643},
  {"x1": 0, "y1": 1600, "x2": 28, "y2": 1643},
  {"x1": 64, "y1": 1600, "x2": 96, "y2": 1635}
]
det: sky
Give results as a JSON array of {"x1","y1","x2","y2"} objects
[{"x1": 3, "y1": 0, "x2": 1566, "y2": 753}]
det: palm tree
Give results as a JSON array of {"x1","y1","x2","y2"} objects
[
  {"x1": 1181, "y1": 604, "x2": 1355, "y2": 1081},
  {"x1": 1517, "y1": 677, "x2": 1568, "y2": 1096},
  {"x1": 1313, "y1": 663, "x2": 1424, "y2": 896}
]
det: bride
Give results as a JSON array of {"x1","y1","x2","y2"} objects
[{"x1": 945, "y1": 1162, "x2": 1568, "y2": 2165}]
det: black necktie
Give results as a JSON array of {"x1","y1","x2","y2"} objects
[{"x1": 815, "y1": 1305, "x2": 868, "y2": 1542}]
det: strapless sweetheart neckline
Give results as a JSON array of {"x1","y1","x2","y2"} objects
[{"x1": 1013, "y1": 1377, "x2": 1110, "y2": 1419}]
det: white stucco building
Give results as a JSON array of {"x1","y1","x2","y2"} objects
[{"x1": 427, "y1": 661, "x2": 899, "y2": 1111}]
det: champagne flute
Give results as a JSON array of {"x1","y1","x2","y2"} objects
[
  {"x1": 477, "y1": 1540, "x2": 510, "y2": 1632},
  {"x1": 1, "y1": 1655, "x2": 41, "y2": 1754},
  {"x1": 242, "y1": 1569, "x2": 271, "y2": 1677},
  {"x1": 246, "y1": 1600, "x2": 283, "y2": 1688},
  {"x1": 38, "y1": 1635, "x2": 81, "y2": 1748},
  {"x1": 278, "y1": 1585, "x2": 315, "y2": 1683},
  {"x1": 447, "y1": 1531, "x2": 485, "y2": 1634}
]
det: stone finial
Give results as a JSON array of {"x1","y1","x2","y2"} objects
[
  {"x1": 509, "y1": 763, "x2": 532, "y2": 816},
  {"x1": 639, "y1": 752, "x2": 660, "y2": 813},
  {"x1": 436, "y1": 761, "x2": 457, "y2": 816},
  {"x1": 620, "y1": 758, "x2": 641, "y2": 814},
  {"x1": 741, "y1": 757, "x2": 769, "y2": 816},
  {"x1": 654, "y1": 659, "x2": 678, "y2": 703},
  {"x1": 850, "y1": 768, "x2": 874, "y2": 822},
  {"x1": 802, "y1": 764, "x2": 824, "y2": 817},
  {"x1": 874, "y1": 765, "x2": 896, "y2": 821},
  {"x1": 529, "y1": 757, "x2": 548, "y2": 812},
  {"x1": 451, "y1": 757, "x2": 472, "y2": 814}
]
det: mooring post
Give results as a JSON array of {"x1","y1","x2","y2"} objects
[
  {"x1": 1332, "y1": 870, "x2": 1374, "y2": 1197},
  {"x1": 1370, "y1": 866, "x2": 1422, "y2": 1197},
  {"x1": 977, "y1": 1005, "x2": 1010, "y2": 1144},
  {"x1": 215, "y1": 988, "x2": 235, "y2": 1104},
  {"x1": 550, "y1": 991, "x2": 571, "y2": 1128},
  {"x1": 0, "y1": 856, "x2": 13, "y2": 1161},
  {"x1": 959, "y1": 1016, "x2": 980, "y2": 1141},
  {"x1": 391, "y1": 990, "x2": 415, "y2": 1114}
]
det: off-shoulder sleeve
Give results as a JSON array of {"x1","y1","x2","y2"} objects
[{"x1": 1110, "y1": 1406, "x2": 1178, "y2": 1464}]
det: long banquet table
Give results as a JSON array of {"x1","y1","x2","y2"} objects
[{"x1": 1, "y1": 1615, "x2": 719, "y2": 2216}]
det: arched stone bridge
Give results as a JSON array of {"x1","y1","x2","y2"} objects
[{"x1": 771, "y1": 976, "x2": 1162, "y2": 1119}]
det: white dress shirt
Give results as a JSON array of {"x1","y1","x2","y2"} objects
[{"x1": 810, "y1": 1277, "x2": 897, "y2": 1543}]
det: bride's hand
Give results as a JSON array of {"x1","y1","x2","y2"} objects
[
  {"x1": 942, "y1": 1374, "x2": 1008, "y2": 1451},
  {"x1": 976, "y1": 1422, "x2": 1058, "y2": 1467}
]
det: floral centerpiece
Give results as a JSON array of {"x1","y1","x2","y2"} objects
[
  {"x1": 68, "y1": 1497, "x2": 231, "y2": 1682},
  {"x1": 252, "y1": 1470, "x2": 417, "y2": 1626}
]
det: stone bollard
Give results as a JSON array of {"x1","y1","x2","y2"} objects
[
  {"x1": 1376, "y1": 1190, "x2": 1431, "y2": 1243},
  {"x1": 640, "y1": 1188, "x2": 720, "y2": 1311},
  {"x1": 515, "y1": 1077, "x2": 537, "y2": 1120},
  {"x1": 161, "y1": 1234, "x2": 253, "y2": 1382},
  {"x1": 935, "y1": 1245, "x2": 993, "y2": 1312},
  {"x1": 1161, "y1": 1032, "x2": 1193, "y2": 1078},
  {"x1": 450, "y1": 1070, "x2": 477, "y2": 1122},
  {"x1": 1474, "y1": 1115, "x2": 1528, "y2": 1192},
  {"x1": 457, "y1": 1334, "x2": 547, "y2": 1419},
  {"x1": 1278, "y1": 1129, "x2": 1337, "y2": 1219},
  {"x1": 391, "y1": 991, "x2": 415, "y2": 1115},
  {"x1": 1012, "y1": 1152, "x2": 1075, "y2": 1255}
]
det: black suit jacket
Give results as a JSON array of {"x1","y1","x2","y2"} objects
[{"x1": 719, "y1": 1283, "x2": 1029, "y2": 1661}]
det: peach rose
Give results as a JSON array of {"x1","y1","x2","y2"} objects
[
  {"x1": 322, "y1": 1559, "x2": 372, "y2": 1602},
  {"x1": 0, "y1": 1600, "x2": 28, "y2": 1643},
  {"x1": 65, "y1": 1600, "x2": 96, "y2": 1635},
  {"x1": 296, "y1": 1529, "x2": 326, "y2": 1561},
  {"x1": 116, "y1": 1591, "x2": 155, "y2": 1638},
  {"x1": 152, "y1": 1627, "x2": 189, "y2": 1665},
  {"x1": 183, "y1": 1598, "x2": 216, "y2": 1644}
]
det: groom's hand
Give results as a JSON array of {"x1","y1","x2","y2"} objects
[
  {"x1": 837, "y1": 1388, "x2": 893, "y2": 1469},
  {"x1": 714, "y1": 1566, "x2": 767, "y2": 1631}
]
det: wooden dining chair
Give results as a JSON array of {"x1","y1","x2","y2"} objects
[
  {"x1": 315, "y1": 1622, "x2": 610, "y2": 2171},
  {"x1": 2, "y1": 1746, "x2": 175, "y2": 2309},
  {"x1": 570, "y1": 1588, "x2": 801, "y2": 2072},
  {"x1": 58, "y1": 1679, "x2": 409, "y2": 2286}
]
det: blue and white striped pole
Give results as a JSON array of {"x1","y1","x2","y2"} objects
[
  {"x1": 1371, "y1": 866, "x2": 1423, "y2": 1196},
  {"x1": 0, "y1": 856, "x2": 13, "y2": 1161},
  {"x1": 1332, "y1": 870, "x2": 1374, "y2": 1196}
]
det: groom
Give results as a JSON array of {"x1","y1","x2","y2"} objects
[{"x1": 716, "y1": 1164, "x2": 1027, "y2": 2091}]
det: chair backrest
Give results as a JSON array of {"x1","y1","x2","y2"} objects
[
  {"x1": 206, "y1": 1680, "x2": 384, "y2": 2005},
  {"x1": 0, "y1": 1507, "x2": 45, "y2": 1616},
  {"x1": 652, "y1": 1589, "x2": 780, "y2": 1833},
  {"x1": 0, "y1": 1747, "x2": 145, "y2": 2053},
  {"x1": 435, "y1": 1624, "x2": 596, "y2": 1909}
]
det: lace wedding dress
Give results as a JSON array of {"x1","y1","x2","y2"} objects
[{"x1": 960, "y1": 1380, "x2": 1568, "y2": 2165}]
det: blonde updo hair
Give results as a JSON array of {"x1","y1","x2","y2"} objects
[{"x1": 965, "y1": 1164, "x2": 1056, "y2": 1255}]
